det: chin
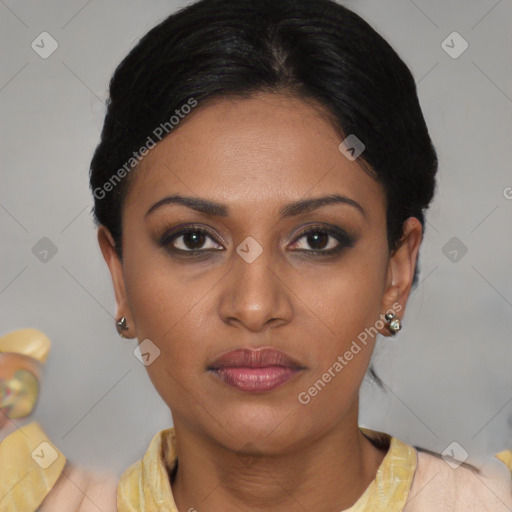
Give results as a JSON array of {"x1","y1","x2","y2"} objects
[{"x1": 207, "y1": 402, "x2": 308, "y2": 453}]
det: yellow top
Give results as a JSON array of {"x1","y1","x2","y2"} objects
[
  {"x1": 117, "y1": 427, "x2": 512, "y2": 511},
  {"x1": 1, "y1": 422, "x2": 510, "y2": 511},
  {"x1": 116, "y1": 427, "x2": 418, "y2": 512},
  {"x1": 0, "y1": 421, "x2": 66, "y2": 512}
]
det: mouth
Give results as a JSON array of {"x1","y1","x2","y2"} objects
[{"x1": 206, "y1": 347, "x2": 306, "y2": 393}]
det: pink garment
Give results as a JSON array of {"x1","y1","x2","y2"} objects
[{"x1": 404, "y1": 449, "x2": 512, "y2": 511}]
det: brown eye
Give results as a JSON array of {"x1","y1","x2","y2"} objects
[
  {"x1": 289, "y1": 225, "x2": 355, "y2": 255},
  {"x1": 302, "y1": 231, "x2": 330, "y2": 250},
  {"x1": 160, "y1": 226, "x2": 224, "y2": 253},
  {"x1": 179, "y1": 230, "x2": 206, "y2": 250}
]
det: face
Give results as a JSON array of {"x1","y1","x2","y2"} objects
[{"x1": 98, "y1": 93, "x2": 422, "y2": 455}]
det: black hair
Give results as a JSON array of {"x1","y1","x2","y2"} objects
[{"x1": 89, "y1": 0, "x2": 438, "y2": 387}]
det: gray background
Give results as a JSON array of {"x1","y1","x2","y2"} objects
[{"x1": 1, "y1": 0, "x2": 511, "y2": 477}]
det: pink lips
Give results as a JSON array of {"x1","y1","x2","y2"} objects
[{"x1": 207, "y1": 347, "x2": 306, "y2": 393}]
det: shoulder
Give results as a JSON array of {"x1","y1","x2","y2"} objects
[
  {"x1": 404, "y1": 448, "x2": 512, "y2": 512},
  {"x1": 39, "y1": 462, "x2": 118, "y2": 512}
]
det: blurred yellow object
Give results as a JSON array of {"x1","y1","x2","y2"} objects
[
  {"x1": 0, "y1": 421, "x2": 66, "y2": 512},
  {"x1": 0, "y1": 329, "x2": 65, "y2": 511},
  {"x1": 0, "y1": 328, "x2": 49, "y2": 421},
  {"x1": 0, "y1": 328, "x2": 51, "y2": 363},
  {"x1": 496, "y1": 449, "x2": 512, "y2": 473},
  {"x1": 0, "y1": 368, "x2": 39, "y2": 419}
]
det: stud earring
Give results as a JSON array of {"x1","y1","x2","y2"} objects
[
  {"x1": 385, "y1": 312, "x2": 402, "y2": 335},
  {"x1": 116, "y1": 317, "x2": 129, "y2": 338}
]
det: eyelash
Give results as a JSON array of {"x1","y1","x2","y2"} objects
[{"x1": 159, "y1": 224, "x2": 356, "y2": 258}]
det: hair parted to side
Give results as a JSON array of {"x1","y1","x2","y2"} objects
[{"x1": 89, "y1": 0, "x2": 438, "y2": 388}]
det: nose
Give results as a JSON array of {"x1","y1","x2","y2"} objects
[{"x1": 218, "y1": 241, "x2": 294, "y2": 332}]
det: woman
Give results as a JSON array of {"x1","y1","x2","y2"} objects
[{"x1": 87, "y1": 0, "x2": 510, "y2": 510}]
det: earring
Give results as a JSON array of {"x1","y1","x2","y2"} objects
[
  {"x1": 116, "y1": 317, "x2": 129, "y2": 338},
  {"x1": 385, "y1": 312, "x2": 402, "y2": 335}
]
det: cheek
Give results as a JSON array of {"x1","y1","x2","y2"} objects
[
  {"x1": 123, "y1": 266, "x2": 204, "y2": 410},
  {"x1": 301, "y1": 241, "x2": 389, "y2": 349},
  {"x1": 122, "y1": 250, "x2": 221, "y2": 387},
  {"x1": 123, "y1": 230, "x2": 208, "y2": 334},
  {"x1": 291, "y1": 240, "x2": 389, "y2": 416},
  {"x1": 293, "y1": 255, "x2": 387, "y2": 426}
]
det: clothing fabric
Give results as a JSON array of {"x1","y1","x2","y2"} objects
[
  {"x1": 116, "y1": 426, "x2": 512, "y2": 511},
  {"x1": 2, "y1": 422, "x2": 511, "y2": 511}
]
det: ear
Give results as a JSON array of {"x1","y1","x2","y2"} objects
[
  {"x1": 97, "y1": 226, "x2": 134, "y2": 338},
  {"x1": 379, "y1": 217, "x2": 423, "y2": 337}
]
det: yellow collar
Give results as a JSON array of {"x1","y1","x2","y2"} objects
[{"x1": 117, "y1": 426, "x2": 418, "y2": 512}]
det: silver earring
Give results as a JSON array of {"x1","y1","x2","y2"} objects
[
  {"x1": 116, "y1": 317, "x2": 129, "y2": 338},
  {"x1": 385, "y1": 312, "x2": 402, "y2": 335}
]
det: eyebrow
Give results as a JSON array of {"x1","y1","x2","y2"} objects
[{"x1": 145, "y1": 193, "x2": 366, "y2": 220}]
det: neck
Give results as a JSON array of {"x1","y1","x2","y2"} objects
[{"x1": 170, "y1": 409, "x2": 387, "y2": 512}]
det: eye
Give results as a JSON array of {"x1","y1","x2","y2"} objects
[
  {"x1": 288, "y1": 225, "x2": 355, "y2": 255},
  {"x1": 158, "y1": 223, "x2": 355, "y2": 257},
  {"x1": 159, "y1": 225, "x2": 224, "y2": 254}
]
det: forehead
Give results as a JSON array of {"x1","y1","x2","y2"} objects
[{"x1": 123, "y1": 93, "x2": 385, "y2": 220}]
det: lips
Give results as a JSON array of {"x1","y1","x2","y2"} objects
[
  {"x1": 208, "y1": 347, "x2": 304, "y2": 370},
  {"x1": 207, "y1": 347, "x2": 306, "y2": 393}
]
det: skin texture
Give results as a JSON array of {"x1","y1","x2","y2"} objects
[{"x1": 98, "y1": 92, "x2": 423, "y2": 511}]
